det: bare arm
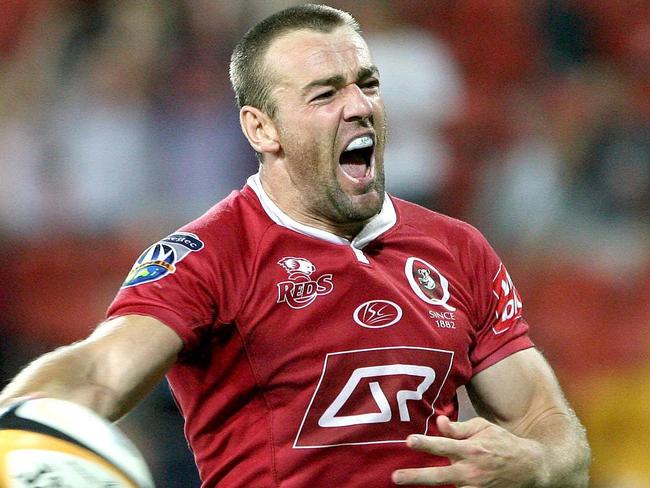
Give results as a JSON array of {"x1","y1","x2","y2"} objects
[
  {"x1": 393, "y1": 348, "x2": 591, "y2": 487},
  {"x1": 0, "y1": 315, "x2": 183, "y2": 421},
  {"x1": 466, "y1": 348, "x2": 590, "y2": 486}
]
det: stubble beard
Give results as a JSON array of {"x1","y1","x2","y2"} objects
[
  {"x1": 329, "y1": 121, "x2": 388, "y2": 224},
  {"x1": 323, "y1": 158, "x2": 385, "y2": 224},
  {"x1": 284, "y1": 129, "x2": 387, "y2": 226}
]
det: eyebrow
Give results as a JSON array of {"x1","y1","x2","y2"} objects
[{"x1": 301, "y1": 65, "x2": 379, "y2": 94}]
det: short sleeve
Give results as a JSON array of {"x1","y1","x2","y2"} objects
[
  {"x1": 464, "y1": 229, "x2": 535, "y2": 375},
  {"x1": 106, "y1": 230, "x2": 218, "y2": 354}
]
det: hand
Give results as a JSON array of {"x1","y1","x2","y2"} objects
[{"x1": 392, "y1": 415, "x2": 544, "y2": 487}]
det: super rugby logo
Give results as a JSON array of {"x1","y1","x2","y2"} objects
[
  {"x1": 122, "y1": 232, "x2": 204, "y2": 288},
  {"x1": 405, "y1": 257, "x2": 456, "y2": 312},
  {"x1": 276, "y1": 257, "x2": 334, "y2": 310}
]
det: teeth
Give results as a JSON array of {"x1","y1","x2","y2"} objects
[{"x1": 344, "y1": 135, "x2": 373, "y2": 152}]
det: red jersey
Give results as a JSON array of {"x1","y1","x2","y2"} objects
[{"x1": 107, "y1": 174, "x2": 534, "y2": 487}]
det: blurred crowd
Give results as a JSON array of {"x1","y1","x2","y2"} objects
[{"x1": 0, "y1": 1, "x2": 648, "y2": 486}]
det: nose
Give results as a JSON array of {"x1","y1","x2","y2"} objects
[{"x1": 342, "y1": 84, "x2": 373, "y2": 122}]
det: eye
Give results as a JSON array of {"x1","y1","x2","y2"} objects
[
  {"x1": 312, "y1": 90, "x2": 335, "y2": 102},
  {"x1": 361, "y1": 79, "x2": 380, "y2": 91}
]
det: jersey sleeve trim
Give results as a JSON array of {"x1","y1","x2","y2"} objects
[{"x1": 471, "y1": 336, "x2": 535, "y2": 377}]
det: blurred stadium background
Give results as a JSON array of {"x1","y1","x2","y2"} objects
[{"x1": 0, "y1": 0, "x2": 648, "y2": 486}]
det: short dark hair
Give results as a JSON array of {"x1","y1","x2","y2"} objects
[{"x1": 229, "y1": 4, "x2": 360, "y2": 119}]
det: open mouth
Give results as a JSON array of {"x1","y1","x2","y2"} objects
[{"x1": 339, "y1": 135, "x2": 374, "y2": 181}]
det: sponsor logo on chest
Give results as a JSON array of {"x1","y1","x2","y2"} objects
[
  {"x1": 353, "y1": 300, "x2": 403, "y2": 328},
  {"x1": 276, "y1": 257, "x2": 334, "y2": 310}
]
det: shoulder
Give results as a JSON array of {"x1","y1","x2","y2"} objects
[
  {"x1": 391, "y1": 195, "x2": 487, "y2": 249},
  {"x1": 178, "y1": 186, "x2": 274, "y2": 254}
]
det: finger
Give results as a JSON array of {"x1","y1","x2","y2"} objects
[
  {"x1": 405, "y1": 434, "x2": 467, "y2": 458},
  {"x1": 392, "y1": 465, "x2": 460, "y2": 486},
  {"x1": 436, "y1": 415, "x2": 489, "y2": 440},
  {"x1": 0, "y1": 392, "x2": 45, "y2": 409}
]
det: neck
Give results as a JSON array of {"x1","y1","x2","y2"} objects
[{"x1": 258, "y1": 164, "x2": 371, "y2": 241}]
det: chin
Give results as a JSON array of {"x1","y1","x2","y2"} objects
[{"x1": 341, "y1": 190, "x2": 384, "y2": 221}]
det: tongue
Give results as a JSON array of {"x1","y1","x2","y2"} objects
[{"x1": 340, "y1": 151, "x2": 367, "y2": 179}]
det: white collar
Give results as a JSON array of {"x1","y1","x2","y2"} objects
[{"x1": 247, "y1": 173, "x2": 396, "y2": 256}]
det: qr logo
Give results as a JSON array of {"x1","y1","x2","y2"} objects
[{"x1": 294, "y1": 346, "x2": 454, "y2": 448}]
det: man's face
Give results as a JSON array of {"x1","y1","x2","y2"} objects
[{"x1": 263, "y1": 26, "x2": 387, "y2": 224}]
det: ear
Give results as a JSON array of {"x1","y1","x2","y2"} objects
[{"x1": 239, "y1": 106, "x2": 280, "y2": 156}]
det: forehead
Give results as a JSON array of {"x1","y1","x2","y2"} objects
[{"x1": 264, "y1": 27, "x2": 374, "y2": 89}]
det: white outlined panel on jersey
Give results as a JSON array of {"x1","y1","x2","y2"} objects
[{"x1": 293, "y1": 346, "x2": 454, "y2": 449}]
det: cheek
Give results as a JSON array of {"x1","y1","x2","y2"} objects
[
  {"x1": 373, "y1": 100, "x2": 387, "y2": 124},
  {"x1": 276, "y1": 107, "x2": 339, "y2": 165}
]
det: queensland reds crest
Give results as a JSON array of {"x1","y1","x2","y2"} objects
[
  {"x1": 276, "y1": 257, "x2": 334, "y2": 309},
  {"x1": 405, "y1": 257, "x2": 456, "y2": 312}
]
